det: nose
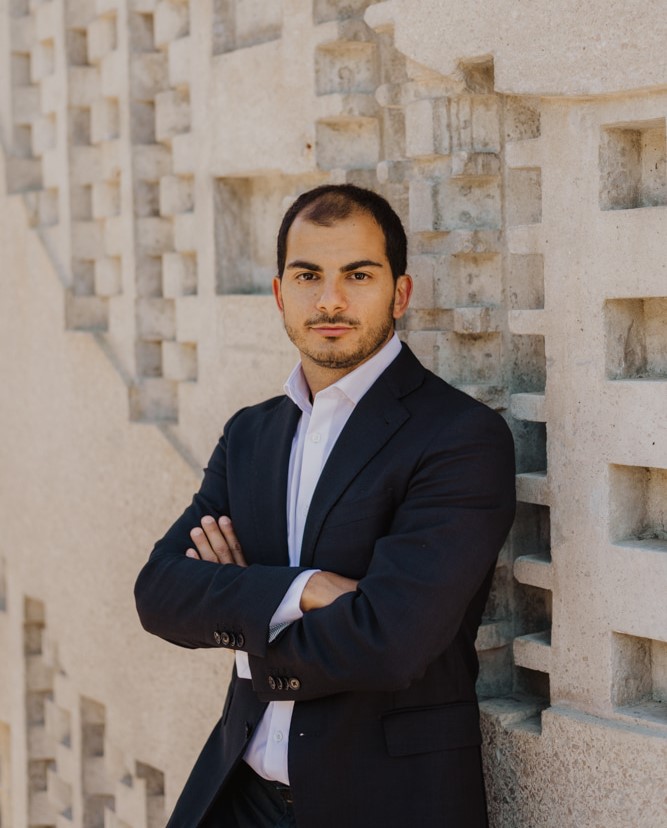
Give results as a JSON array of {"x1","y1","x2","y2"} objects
[{"x1": 315, "y1": 279, "x2": 347, "y2": 315}]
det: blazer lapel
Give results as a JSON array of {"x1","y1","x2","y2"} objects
[
  {"x1": 299, "y1": 345, "x2": 425, "y2": 567},
  {"x1": 250, "y1": 396, "x2": 301, "y2": 566}
]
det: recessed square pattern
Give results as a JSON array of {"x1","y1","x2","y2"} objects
[
  {"x1": 612, "y1": 633, "x2": 667, "y2": 721},
  {"x1": 600, "y1": 119, "x2": 667, "y2": 210},
  {"x1": 214, "y1": 173, "x2": 324, "y2": 294},
  {"x1": 609, "y1": 464, "x2": 667, "y2": 547},
  {"x1": 605, "y1": 298, "x2": 667, "y2": 380}
]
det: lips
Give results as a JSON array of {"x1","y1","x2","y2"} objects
[{"x1": 310, "y1": 326, "x2": 353, "y2": 336}]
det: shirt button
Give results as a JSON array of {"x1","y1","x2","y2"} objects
[
  {"x1": 310, "y1": 432, "x2": 321, "y2": 443},
  {"x1": 273, "y1": 731, "x2": 284, "y2": 743}
]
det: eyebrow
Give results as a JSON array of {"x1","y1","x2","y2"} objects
[{"x1": 285, "y1": 259, "x2": 384, "y2": 272}]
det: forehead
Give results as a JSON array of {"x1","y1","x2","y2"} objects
[{"x1": 285, "y1": 211, "x2": 388, "y2": 263}]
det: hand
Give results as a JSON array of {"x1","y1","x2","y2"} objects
[
  {"x1": 186, "y1": 516, "x2": 247, "y2": 566},
  {"x1": 300, "y1": 571, "x2": 358, "y2": 612}
]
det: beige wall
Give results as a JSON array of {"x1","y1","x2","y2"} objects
[{"x1": 0, "y1": 1, "x2": 665, "y2": 826}]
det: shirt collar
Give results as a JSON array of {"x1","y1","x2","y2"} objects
[{"x1": 284, "y1": 333, "x2": 402, "y2": 415}]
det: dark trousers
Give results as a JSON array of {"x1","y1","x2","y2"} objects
[{"x1": 201, "y1": 762, "x2": 297, "y2": 828}]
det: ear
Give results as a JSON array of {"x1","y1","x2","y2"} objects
[
  {"x1": 392, "y1": 275, "x2": 412, "y2": 320},
  {"x1": 272, "y1": 276, "x2": 284, "y2": 313}
]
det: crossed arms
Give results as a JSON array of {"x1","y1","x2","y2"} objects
[{"x1": 135, "y1": 402, "x2": 515, "y2": 703}]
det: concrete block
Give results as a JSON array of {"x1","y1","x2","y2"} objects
[
  {"x1": 90, "y1": 97, "x2": 120, "y2": 143},
  {"x1": 65, "y1": 0, "x2": 98, "y2": 28},
  {"x1": 13, "y1": 85, "x2": 41, "y2": 125},
  {"x1": 450, "y1": 151, "x2": 501, "y2": 179},
  {"x1": 103, "y1": 215, "x2": 124, "y2": 256},
  {"x1": 39, "y1": 73, "x2": 60, "y2": 115},
  {"x1": 41, "y1": 147, "x2": 61, "y2": 189},
  {"x1": 315, "y1": 41, "x2": 377, "y2": 96},
  {"x1": 92, "y1": 180, "x2": 120, "y2": 218},
  {"x1": 159, "y1": 175, "x2": 193, "y2": 215},
  {"x1": 155, "y1": 88, "x2": 190, "y2": 142},
  {"x1": 95, "y1": 0, "x2": 119, "y2": 14},
  {"x1": 513, "y1": 630, "x2": 551, "y2": 674},
  {"x1": 168, "y1": 34, "x2": 190, "y2": 87},
  {"x1": 87, "y1": 15, "x2": 117, "y2": 64},
  {"x1": 162, "y1": 252, "x2": 196, "y2": 296},
  {"x1": 154, "y1": 0, "x2": 189, "y2": 49},
  {"x1": 30, "y1": 39, "x2": 55, "y2": 83},
  {"x1": 132, "y1": 144, "x2": 171, "y2": 181},
  {"x1": 94, "y1": 257, "x2": 122, "y2": 296},
  {"x1": 101, "y1": 139, "x2": 121, "y2": 180},
  {"x1": 162, "y1": 340, "x2": 196, "y2": 381},
  {"x1": 510, "y1": 392, "x2": 546, "y2": 423},
  {"x1": 69, "y1": 66, "x2": 101, "y2": 107},
  {"x1": 71, "y1": 220, "x2": 103, "y2": 260},
  {"x1": 516, "y1": 471, "x2": 549, "y2": 506},
  {"x1": 10, "y1": 14, "x2": 35, "y2": 53},
  {"x1": 66, "y1": 27, "x2": 88, "y2": 66},
  {"x1": 408, "y1": 179, "x2": 434, "y2": 233},
  {"x1": 136, "y1": 216, "x2": 173, "y2": 255},
  {"x1": 137, "y1": 298, "x2": 176, "y2": 340},
  {"x1": 452, "y1": 306, "x2": 501, "y2": 335},
  {"x1": 514, "y1": 553, "x2": 553, "y2": 591},
  {"x1": 471, "y1": 95, "x2": 500, "y2": 152},
  {"x1": 130, "y1": 99, "x2": 156, "y2": 143},
  {"x1": 71, "y1": 184, "x2": 93, "y2": 220},
  {"x1": 173, "y1": 211, "x2": 195, "y2": 252},
  {"x1": 405, "y1": 98, "x2": 435, "y2": 157},
  {"x1": 7, "y1": 157, "x2": 42, "y2": 192},
  {"x1": 130, "y1": 53, "x2": 168, "y2": 101},
  {"x1": 405, "y1": 256, "x2": 435, "y2": 309},
  {"x1": 100, "y1": 50, "x2": 122, "y2": 98},
  {"x1": 135, "y1": 179, "x2": 159, "y2": 217},
  {"x1": 71, "y1": 145, "x2": 102, "y2": 186},
  {"x1": 171, "y1": 131, "x2": 195, "y2": 174},
  {"x1": 316, "y1": 117, "x2": 379, "y2": 170},
  {"x1": 31, "y1": 114, "x2": 56, "y2": 155},
  {"x1": 34, "y1": 1, "x2": 58, "y2": 41}
]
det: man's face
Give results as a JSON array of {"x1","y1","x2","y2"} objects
[{"x1": 273, "y1": 211, "x2": 412, "y2": 384}]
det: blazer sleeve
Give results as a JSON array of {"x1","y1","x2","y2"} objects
[
  {"x1": 248, "y1": 404, "x2": 516, "y2": 702},
  {"x1": 134, "y1": 412, "x2": 307, "y2": 657}
]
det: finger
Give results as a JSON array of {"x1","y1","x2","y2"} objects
[
  {"x1": 185, "y1": 548, "x2": 200, "y2": 559},
  {"x1": 200, "y1": 516, "x2": 235, "y2": 564},
  {"x1": 218, "y1": 516, "x2": 247, "y2": 567},
  {"x1": 189, "y1": 526, "x2": 219, "y2": 562}
]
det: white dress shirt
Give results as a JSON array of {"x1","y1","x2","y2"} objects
[{"x1": 236, "y1": 333, "x2": 402, "y2": 784}]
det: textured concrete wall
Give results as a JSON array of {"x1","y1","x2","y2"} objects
[{"x1": 0, "y1": 1, "x2": 665, "y2": 826}]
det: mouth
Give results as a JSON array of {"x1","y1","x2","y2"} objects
[{"x1": 310, "y1": 325, "x2": 355, "y2": 337}]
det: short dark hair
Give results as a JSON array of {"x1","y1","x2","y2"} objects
[{"x1": 276, "y1": 184, "x2": 407, "y2": 280}]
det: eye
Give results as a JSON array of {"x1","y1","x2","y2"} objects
[
  {"x1": 348, "y1": 271, "x2": 370, "y2": 281},
  {"x1": 295, "y1": 271, "x2": 318, "y2": 281}
]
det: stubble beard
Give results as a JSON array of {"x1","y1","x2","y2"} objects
[{"x1": 283, "y1": 301, "x2": 396, "y2": 370}]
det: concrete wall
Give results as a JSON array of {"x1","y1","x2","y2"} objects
[{"x1": 0, "y1": 1, "x2": 665, "y2": 825}]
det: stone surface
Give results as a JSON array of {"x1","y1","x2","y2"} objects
[{"x1": 0, "y1": 2, "x2": 665, "y2": 826}]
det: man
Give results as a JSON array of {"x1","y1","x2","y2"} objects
[{"x1": 135, "y1": 185, "x2": 516, "y2": 827}]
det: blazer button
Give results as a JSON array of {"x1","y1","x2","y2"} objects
[
  {"x1": 288, "y1": 678, "x2": 301, "y2": 691},
  {"x1": 275, "y1": 677, "x2": 285, "y2": 691},
  {"x1": 268, "y1": 676, "x2": 276, "y2": 690},
  {"x1": 220, "y1": 632, "x2": 231, "y2": 646},
  {"x1": 236, "y1": 633, "x2": 245, "y2": 648},
  {"x1": 228, "y1": 633, "x2": 237, "y2": 648},
  {"x1": 213, "y1": 631, "x2": 221, "y2": 645}
]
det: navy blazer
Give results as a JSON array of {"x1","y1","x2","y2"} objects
[{"x1": 135, "y1": 344, "x2": 516, "y2": 827}]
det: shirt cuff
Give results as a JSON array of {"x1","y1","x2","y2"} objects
[{"x1": 268, "y1": 569, "x2": 320, "y2": 641}]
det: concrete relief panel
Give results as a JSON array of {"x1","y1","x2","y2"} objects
[
  {"x1": 612, "y1": 633, "x2": 667, "y2": 724},
  {"x1": 605, "y1": 297, "x2": 667, "y2": 380},
  {"x1": 600, "y1": 120, "x2": 667, "y2": 210}
]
